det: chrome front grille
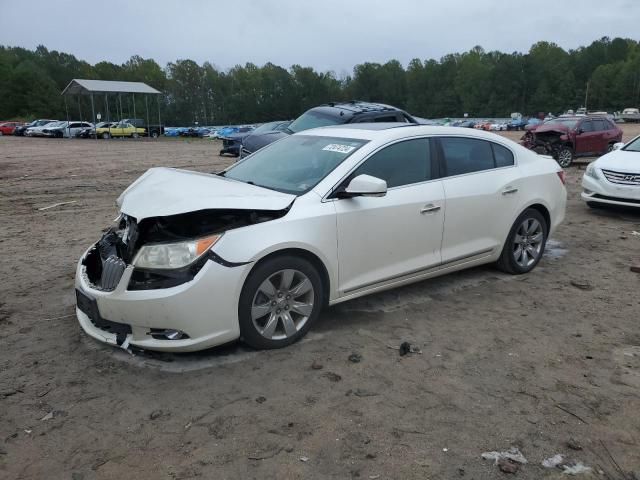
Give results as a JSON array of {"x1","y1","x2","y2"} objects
[{"x1": 601, "y1": 169, "x2": 640, "y2": 186}]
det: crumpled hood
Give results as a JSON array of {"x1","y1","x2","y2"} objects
[
  {"x1": 594, "y1": 149, "x2": 640, "y2": 173},
  {"x1": 534, "y1": 123, "x2": 570, "y2": 135},
  {"x1": 117, "y1": 167, "x2": 295, "y2": 221}
]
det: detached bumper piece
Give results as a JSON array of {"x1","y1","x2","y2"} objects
[{"x1": 76, "y1": 289, "x2": 131, "y2": 345}]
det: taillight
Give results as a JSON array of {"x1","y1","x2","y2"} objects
[{"x1": 556, "y1": 170, "x2": 566, "y2": 185}]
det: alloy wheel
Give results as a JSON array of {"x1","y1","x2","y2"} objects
[
  {"x1": 513, "y1": 218, "x2": 544, "y2": 268},
  {"x1": 557, "y1": 149, "x2": 572, "y2": 167},
  {"x1": 251, "y1": 269, "x2": 315, "y2": 340}
]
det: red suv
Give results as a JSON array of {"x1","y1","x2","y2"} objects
[{"x1": 521, "y1": 116, "x2": 622, "y2": 167}]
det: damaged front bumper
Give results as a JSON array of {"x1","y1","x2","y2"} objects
[{"x1": 75, "y1": 243, "x2": 250, "y2": 352}]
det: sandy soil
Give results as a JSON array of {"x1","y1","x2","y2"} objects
[{"x1": 1, "y1": 127, "x2": 640, "y2": 479}]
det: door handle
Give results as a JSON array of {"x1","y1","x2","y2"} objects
[
  {"x1": 502, "y1": 187, "x2": 518, "y2": 195},
  {"x1": 420, "y1": 204, "x2": 441, "y2": 214}
]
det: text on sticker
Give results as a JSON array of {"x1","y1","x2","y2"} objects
[{"x1": 322, "y1": 144, "x2": 356, "y2": 154}]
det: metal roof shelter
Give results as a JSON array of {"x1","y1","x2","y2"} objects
[{"x1": 61, "y1": 79, "x2": 163, "y2": 139}]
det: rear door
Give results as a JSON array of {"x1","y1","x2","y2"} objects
[
  {"x1": 437, "y1": 137, "x2": 521, "y2": 263},
  {"x1": 334, "y1": 137, "x2": 445, "y2": 294}
]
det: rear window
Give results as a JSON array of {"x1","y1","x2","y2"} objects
[{"x1": 288, "y1": 109, "x2": 346, "y2": 133}]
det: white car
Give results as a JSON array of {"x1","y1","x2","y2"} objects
[
  {"x1": 26, "y1": 121, "x2": 61, "y2": 137},
  {"x1": 75, "y1": 125, "x2": 567, "y2": 352},
  {"x1": 582, "y1": 136, "x2": 640, "y2": 208}
]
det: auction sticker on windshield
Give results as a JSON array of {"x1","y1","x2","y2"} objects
[{"x1": 322, "y1": 144, "x2": 356, "y2": 154}]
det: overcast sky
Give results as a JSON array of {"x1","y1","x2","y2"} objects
[{"x1": 1, "y1": 0, "x2": 638, "y2": 74}]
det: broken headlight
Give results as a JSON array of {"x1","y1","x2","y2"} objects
[{"x1": 133, "y1": 234, "x2": 222, "y2": 270}]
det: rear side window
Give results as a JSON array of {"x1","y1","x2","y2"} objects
[
  {"x1": 593, "y1": 120, "x2": 607, "y2": 131},
  {"x1": 581, "y1": 121, "x2": 594, "y2": 132},
  {"x1": 492, "y1": 143, "x2": 515, "y2": 167},
  {"x1": 353, "y1": 138, "x2": 431, "y2": 188},
  {"x1": 439, "y1": 137, "x2": 495, "y2": 176}
]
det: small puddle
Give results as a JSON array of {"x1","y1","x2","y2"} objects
[{"x1": 544, "y1": 238, "x2": 568, "y2": 259}]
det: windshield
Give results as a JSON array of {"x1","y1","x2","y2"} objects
[
  {"x1": 251, "y1": 121, "x2": 281, "y2": 135},
  {"x1": 623, "y1": 136, "x2": 640, "y2": 152},
  {"x1": 288, "y1": 109, "x2": 346, "y2": 133},
  {"x1": 546, "y1": 119, "x2": 578, "y2": 128},
  {"x1": 224, "y1": 135, "x2": 368, "y2": 195}
]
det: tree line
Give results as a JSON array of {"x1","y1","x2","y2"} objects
[{"x1": 0, "y1": 37, "x2": 639, "y2": 126}]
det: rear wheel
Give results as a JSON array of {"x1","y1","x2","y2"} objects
[
  {"x1": 132, "y1": 132, "x2": 139, "y2": 139},
  {"x1": 238, "y1": 255, "x2": 323, "y2": 349},
  {"x1": 102, "y1": 132, "x2": 110, "y2": 139},
  {"x1": 556, "y1": 146, "x2": 573, "y2": 168},
  {"x1": 151, "y1": 131, "x2": 159, "y2": 139},
  {"x1": 497, "y1": 208, "x2": 548, "y2": 275},
  {"x1": 607, "y1": 143, "x2": 615, "y2": 153}
]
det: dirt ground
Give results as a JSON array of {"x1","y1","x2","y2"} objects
[{"x1": 1, "y1": 126, "x2": 640, "y2": 480}]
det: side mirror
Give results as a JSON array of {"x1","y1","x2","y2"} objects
[
  {"x1": 612, "y1": 142, "x2": 625, "y2": 151},
  {"x1": 337, "y1": 174, "x2": 387, "y2": 198}
]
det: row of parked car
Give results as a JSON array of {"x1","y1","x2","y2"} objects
[{"x1": 0, "y1": 119, "x2": 164, "y2": 139}]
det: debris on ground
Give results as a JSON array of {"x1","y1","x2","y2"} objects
[
  {"x1": 322, "y1": 372, "x2": 342, "y2": 382},
  {"x1": 310, "y1": 360, "x2": 323, "y2": 370},
  {"x1": 348, "y1": 353, "x2": 362, "y2": 363},
  {"x1": 346, "y1": 388, "x2": 379, "y2": 397},
  {"x1": 566, "y1": 438, "x2": 583, "y2": 451},
  {"x1": 392, "y1": 341, "x2": 422, "y2": 356},
  {"x1": 299, "y1": 456, "x2": 309, "y2": 462},
  {"x1": 561, "y1": 462, "x2": 592, "y2": 475},
  {"x1": 149, "y1": 410, "x2": 164, "y2": 420},
  {"x1": 498, "y1": 458, "x2": 520, "y2": 474},
  {"x1": 255, "y1": 396, "x2": 267, "y2": 404},
  {"x1": 37, "y1": 200, "x2": 77, "y2": 211},
  {"x1": 247, "y1": 446, "x2": 283, "y2": 460},
  {"x1": 631, "y1": 231, "x2": 640, "y2": 237},
  {"x1": 542, "y1": 454, "x2": 565, "y2": 468},
  {"x1": 631, "y1": 265, "x2": 640, "y2": 274},
  {"x1": 481, "y1": 447, "x2": 528, "y2": 465},
  {"x1": 570, "y1": 280, "x2": 593, "y2": 291}
]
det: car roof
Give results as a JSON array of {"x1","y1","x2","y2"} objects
[
  {"x1": 301, "y1": 124, "x2": 520, "y2": 144},
  {"x1": 318, "y1": 101, "x2": 402, "y2": 114}
]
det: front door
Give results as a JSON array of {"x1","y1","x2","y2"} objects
[{"x1": 334, "y1": 138, "x2": 445, "y2": 294}]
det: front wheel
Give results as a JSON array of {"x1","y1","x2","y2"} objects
[
  {"x1": 151, "y1": 131, "x2": 159, "y2": 139},
  {"x1": 556, "y1": 146, "x2": 573, "y2": 168},
  {"x1": 132, "y1": 132, "x2": 139, "y2": 139},
  {"x1": 102, "y1": 132, "x2": 110, "y2": 139},
  {"x1": 497, "y1": 208, "x2": 548, "y2": 275},
  {"x1": 238, "y1": 255, "x2": 324, "y2": 349}
]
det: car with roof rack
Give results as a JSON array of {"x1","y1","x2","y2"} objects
[{"x1": 238, "y1": 101, "x2": 418, "y2": 157}]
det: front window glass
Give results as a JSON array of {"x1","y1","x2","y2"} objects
[
  {"x1": 288, "y1": 110, "x2": 345, "y2": 133},
  {"x1": 623, "y1": 137, "x2": 640, "y2": 152},
  {"x1": 352, "y1": 138, "x2": 431, "y2": 188},
  {"x1": 225, "y1": 135, "x2": 368, "y2": 195}
]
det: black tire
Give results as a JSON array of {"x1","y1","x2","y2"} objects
[
  {"x1": 556, "y1": 146, "x2": 573, "y2": 167},
  {"x1": 497, "y1": 208, "x2": 548, "y2": 275},
  {"x1": 132, "y1": 132, "x2": 139, "y2": 139},
  {"x1": 102, "y1": 132, "x2": 110, "y2": 139},
  {"x1": 238, "y1": 255, "x2": 324, "y2": 349},
  {"x1": 606, "y1": 143, "x2": 615, "y2": 153},
  {"x1": 151, "y1": 131, "x2": 159, "y2": 139}
]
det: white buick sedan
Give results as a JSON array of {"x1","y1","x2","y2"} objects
[
  {"x1": 75, "y1": 125, "x2": 566, "y2": 352},
  {"x1": 582, "y1": 135, "x2": 640, "y2": 209}
]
